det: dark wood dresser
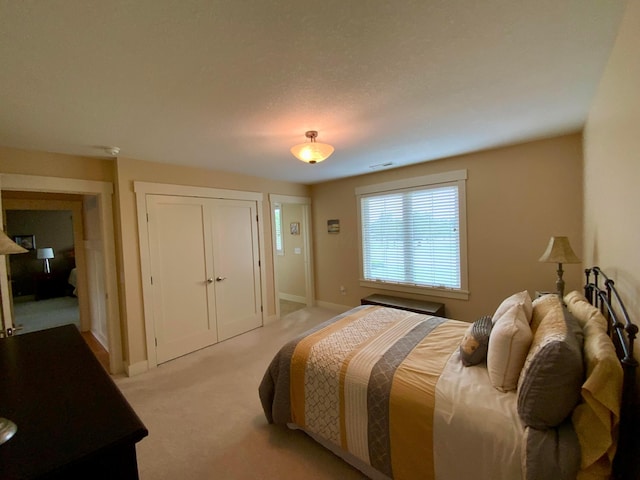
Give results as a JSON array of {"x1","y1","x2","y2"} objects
[{"x1": 0, "y1": 325, "x2": 148, "y2": 479}]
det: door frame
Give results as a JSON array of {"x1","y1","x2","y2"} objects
[
  {"x1": 134, "y1": 181, "x2": 267, "y2": 370},
  {"x1": 269, "y1": 194, "x2": 314, "y2": 319},
  {"x1": 0, "y1": 173, "x2": 123, "y2": 374}
]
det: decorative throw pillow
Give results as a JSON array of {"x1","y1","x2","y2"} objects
[
  {"x1": 517, "y1": 294, "x2": 584, "y2": 428},
  {"x1": 487, "y1": 304, "x2": 533, "y2": 392},
  {"x1": 459, "y1": 315, "x2": 493, "y2": 366},
  {"x1": 564, "y1": 290, "x2": 608, "y2": 330},
  {"x1": 530, "y1": 293, "x2": 558, "y2": 333},
  {"x1": 492, "y1": 290, "x2": 533, "y2": 325}
]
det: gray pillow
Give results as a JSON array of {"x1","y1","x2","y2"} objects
[
  {"x1": 517, "y1": 298, "x2": 584, "y2": 428},
  {"x1": 460, "y1": 315, "x2": 492, "y2": 366}
]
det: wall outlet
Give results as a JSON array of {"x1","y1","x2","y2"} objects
[{"x1": 339, "y1": 285, "x2": 347, "y2": 295}]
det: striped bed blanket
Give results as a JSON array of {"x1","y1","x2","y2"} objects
[
  {"x1": 259, "y1": 305, "x2": 583, "y2": 480},
  {"x1": 259, "y1": 305, "x2": 471, "y2": 479}
]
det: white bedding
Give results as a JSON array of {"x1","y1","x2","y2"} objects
[
  {"x1": 434, "y1": 349, "x2": 524, "y2": 479},
  {"x1": 68, "y1": 267, "x2": 77, "y2": 295}
]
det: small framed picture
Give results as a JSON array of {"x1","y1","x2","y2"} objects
[
  {"x1": 14, "y1": 234, "x2": 36, "y2": 250},
  {"x1": 290, "y1": 222, "x2": 300, "y2": 235},
  {"x1": 328, "y1": 219, "x2": 340, "y2": 234}
]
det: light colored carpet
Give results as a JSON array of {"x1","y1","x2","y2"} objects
[
  {"x1": 116, "y1": 306, "x2": 368, "y2": 480},
  {"x1": 279, "y1": 299, "x2": 306, "y2": 317},
  {"x1": 13, "y1": 295, "x2": 79, "y2": 334}
]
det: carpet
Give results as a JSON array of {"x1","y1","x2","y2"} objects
[
  {"x1": 13, "y1": 295, "x2": 80, "y2": 334},
  {"x1": 116, "y1": 306, "x2": 368, "y2": 480}
]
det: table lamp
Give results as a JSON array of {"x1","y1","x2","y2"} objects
[
  {"x1": 538, "y1": 236, "x2": 581, "y2": 299},
  {"x1": 37, "y1": 247, "x2": 55, "y2": 274},
  {"x1": 0, "y1": 229, "x2": 28, "y2": 444}
]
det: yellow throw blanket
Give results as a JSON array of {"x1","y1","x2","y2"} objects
[{"x1": 565, "y1": 292, "x2": 623, "y2": 480}]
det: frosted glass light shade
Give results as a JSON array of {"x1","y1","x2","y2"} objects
[{"x1": 290, "y1": 130, "x2": 334, "y2": 164}]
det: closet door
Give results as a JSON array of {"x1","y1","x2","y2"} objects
[
  {"x1": 147, "y1": 195, "x2": 218, "y2": 363},
  {"x1": 210, "y1": 199, "x2": 262, "y2": 341}
]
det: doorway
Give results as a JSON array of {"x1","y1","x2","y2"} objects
[
  {"x1": 1, "y1": 192, "x2": 109, "y2": 370},
  {"x1": 269, "y1": 194, "x2": 314, "y2": 319},
  {"x1": 6, "y1": 207, "x2": 80, "y2": 334},
  {"x1": 0, "y1": 174, "x2": 122, "y2": 374}
]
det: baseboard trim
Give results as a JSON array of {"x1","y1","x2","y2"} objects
[
  {"x1": 315, "y1": 300, "x2": 353, "y2": 312},
  {"x1": 126, "y1": 360, "x2": 149, "y2": 377},
  {"x1": 91, "y1": 329, "x2": 108, "y2": 350},
  {"x1": 279, "y1": 292, "x2": 306, "y2": 303}
]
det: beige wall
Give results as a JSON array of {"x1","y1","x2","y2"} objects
[
  {"x1": 583, "y1": 0, "x2": 640, "y2": 363},
  {"x1": 114, "y1": 157, "x2": 309, "y2": 366},
  {"x1": 311, "y1": 133, "x2": 584, "y2": 323},
  {"x1": 277, "y1": 203, "x2": 306, "y2": 299},
  {"x1": 0, "y1": 146, "x2": 114, "y2": 182}
]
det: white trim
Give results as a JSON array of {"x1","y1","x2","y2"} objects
[
  {"x1": 268, "y1": 194, "x2": 315, "y2": 318},
  {"x1": 0, "y1": 173, "x2": 123, "y2": 374},
  {"x1": 269, "y1": 195, "x2": 311, "y2": 206},
  {"x1": 0, "y1": 174, "x2": 113, "y2": 195},
  {"x1": 355, "y1": 170, "x2": 467, "y2": 196},
  {"x1": 279, "y1": 292, "x2": 306, "y2": 303},
  {"x1": 134, "y1": 181, "x2": 262, "y2": 201},
  {"x1": 126, "y1": 360, "x2": 149, "y2": 377},
  {"x1": 359, "y1": 281, "x2": 470, "y2": 300},
  {"x1": 355, "y1": 170, "x2": 469, "y2": 301},
  {"x1": 135, "y1": 182, "x2": 267, "y2": 370}
]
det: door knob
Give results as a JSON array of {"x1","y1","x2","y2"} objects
[
  {"x1": 207, "y1": 278, "x2": 214, "y2": 284},
  {"x1": 216, "y1": 276, "x2": 227, "y2": 282}
]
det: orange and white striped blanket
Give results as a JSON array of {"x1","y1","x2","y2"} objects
[{"x1": 260, "y1": 305, "x2": 468, "y2": 479}]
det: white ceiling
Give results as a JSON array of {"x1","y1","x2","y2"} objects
[{"x1": 0, "y1": 1, "x2": 627, "y2": 184}]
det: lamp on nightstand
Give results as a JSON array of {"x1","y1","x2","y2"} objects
[
  {"x1": 0, "y1": 229, "x2": 28, "y2": 445},
  {"x1": 538, "y1": 236, "x2": 581, "y2": 299},
  {"x1": 37, "y1": 247, "x2": 55, "y2": 274}
]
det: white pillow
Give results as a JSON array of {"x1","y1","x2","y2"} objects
[
  {"x1": 487, "y1": 304, "x2": 533, "y2": 392},
  {"x1": 492, "y1": 290, "x2": 533, "y2": 325}
]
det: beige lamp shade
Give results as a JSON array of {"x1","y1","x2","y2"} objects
[
  {"x1": 290, "y1": 130, "x2": 334, "y2": 164},
  {"x1": 0, "y1": 230, "x2": 28, "y2": 255},
  {"x1": 538, "y1": 236, "x2": 581, "y2": 264}
]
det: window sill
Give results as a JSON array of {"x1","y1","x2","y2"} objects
[{"x1": 359, "y1": 280, "x2": 470, "y2": 301}]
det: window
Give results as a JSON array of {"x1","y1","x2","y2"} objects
[
  {"x1": 356, "y1": 170, "x2": 468, "y2": 299},
  {"x1": 273, "y1": 203, "x2": 284, "y2": 256}
]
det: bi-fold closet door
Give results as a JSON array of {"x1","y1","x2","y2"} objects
[{"x1": 146, "y1": 194, "x2": 262, "y2": 364}]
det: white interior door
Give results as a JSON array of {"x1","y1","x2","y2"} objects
[
  {"x1": 211, "y1": 199, "x2": 262, "y2": 341},
  {"x1": 147, "y1": 195, "x2": 218, "y2": 363}
]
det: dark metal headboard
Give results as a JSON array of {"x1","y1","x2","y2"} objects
[{"x1": 584, "y1": 267, "x2": 638, "y2": 479}]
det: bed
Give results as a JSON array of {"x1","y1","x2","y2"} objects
[{"x1": 259, "y1": 267, "x2": 638, "y2": 480}]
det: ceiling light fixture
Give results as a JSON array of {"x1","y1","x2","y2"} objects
[{"x1": 290, "y1": 131, "x2": 334, "y2": 164}]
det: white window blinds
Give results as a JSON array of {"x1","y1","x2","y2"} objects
[{"x1": 360, "y1": 183, "x2": 461, "y2": 290}]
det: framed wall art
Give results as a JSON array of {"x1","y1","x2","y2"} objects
[
  {"x1": 328, "y1": 219, "x2": 340, "y2": 234},
  {"x1": 13, "y1": 234, "x2": 36, "y2": 250}
]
